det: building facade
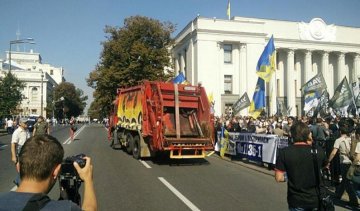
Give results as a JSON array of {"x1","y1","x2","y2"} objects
[
  {"x1": 172, "y1": 16, "x2": 360, "y2": 117},
  {"x1": 0, "y1": 49, "x2": 65, "y2": 118}
]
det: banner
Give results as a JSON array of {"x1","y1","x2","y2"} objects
[
  {"x1": 304, "y1": 91, "x2": 320, "y2": 113},
  {"x1": 313, "y1": 90, "x2": 329, "y2": 117},
  {"x1": 329, "y1": 77, "x2": 353, "y2": 109},
  {"x1": 216, "y1": 132, "x2": 286, "y2": 164},
  {"x1": 301, "y1": 72, "x2": 327, "y2": 94},
  {"x1": 232, "y1": 92, "x2": 250, "y2": 115}
]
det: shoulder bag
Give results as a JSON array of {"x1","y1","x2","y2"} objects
[
  {"x1": 311, "y1": 147, "x2": 335, "y2": 211},
  {"x1": 23, "y1": 193, "x2": 51, "y2": 211}
]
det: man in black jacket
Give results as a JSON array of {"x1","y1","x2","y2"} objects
[{"x1": 275, "y1": 121, "x2": 327, "y2": 210}]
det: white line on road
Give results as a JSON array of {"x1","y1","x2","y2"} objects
[
  {"x1": 139, "y1": 160, "x2": 151, "y2": 168},
  {"x1": 0, "y1": 144, "x2": 8, "y2": 149},
  {"x1": 158, "y1": 177, "x2": 200, "y2": 211},
  {"x1": 63, "y1": 125, "x2": 86, "y2": 145}
]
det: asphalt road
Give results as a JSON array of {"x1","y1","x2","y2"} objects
[{"x1": 0, "y1": 124, "x2": 351, "y2": 210}]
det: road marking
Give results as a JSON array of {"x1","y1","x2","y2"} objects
[
  {"x1": 158, "y1": 177, "x2": 200, "y2": 211},
  {"x1": 140, "y1": 160, "x2": 151, "y2": 168},
  {"x1": 0, "y1": 144, "x2": 8, "y2": 149},
  {"x1": 10, "y1": 186, "x2": 17, "y2": 191},
  {"x1": 63, "y1": 125, "x2": 86, "y2": 145},
  {"x1": 206, "y1": 151, "x2": 215, "y2": 157}
]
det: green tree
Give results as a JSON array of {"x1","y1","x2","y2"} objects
[
  {"x1": 0, "y1": 71, "x2": 25, "y2": 117},
  {"x1": 87, "y1": 16, "x2": 175, "y2": 117},
  {"x1": 53, "y1": 82, "x2": 88, "y2": 118}
]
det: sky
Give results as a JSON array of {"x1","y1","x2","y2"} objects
[{"x1": 1, "y1": 0, "x2": 360, "y2": 113}]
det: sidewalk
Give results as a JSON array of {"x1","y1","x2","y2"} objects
[
  {"x1": 212, "y1": 153, "x2": 356, "y2": 209},
  {"x1": 212, "y1": 153, "x2": 359, "y2": 210}
]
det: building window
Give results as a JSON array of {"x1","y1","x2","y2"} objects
[
  {"x1": 50, "y1": 69, "x2": 53, "y2": 75},
  {"x1": 224, "y1": 44, "x2": 232, "y2": 63},
  {"x1": 224, "y1": 75, "x2": 232, "y2": 94},
  {"x1": 31, "y1": 87, "x2": 38, "y2": 101}
]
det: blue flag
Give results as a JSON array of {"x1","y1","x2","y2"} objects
[
  {"x1": 173, "y1": 72, "x2": 186, "y2": 84},
  {"x1": 256, "y1": 36, "x2": 276, "y2": 82},
  {"x1": 249, "y1": 78, "x2": 265, "y2": 118}
]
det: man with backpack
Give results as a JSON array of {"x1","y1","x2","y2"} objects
[{"x1": 311, "y1": 118, "x2": 329, "y2": 148}]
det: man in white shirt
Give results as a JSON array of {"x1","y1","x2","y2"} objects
[
  {"x1": 6, "y1": 118, "x2": 14, "y2": 134},
  {"x1": 11, "y1": 118, "x2": 30, "y2": 164},
  {"x1": 11, "y1": 118, "x2": 30, "y2": 186}
]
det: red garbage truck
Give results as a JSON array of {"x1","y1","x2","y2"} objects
[{"x1": 108, "y1": 81, "x2": 214, "y2": 159}]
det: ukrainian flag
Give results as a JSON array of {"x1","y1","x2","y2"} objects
[
  {"x1": 226, "y1": 0, "x2": 231, "y2": 20},
  {"x1": 249, "y1": 77, "x2": 265, "y2": 118},
  {"x1": 173, "y1": 72, "x2": 188, "y2": 84},
  {"x1": 256, "y1": 35, "x2": 276, "y2": 82}
]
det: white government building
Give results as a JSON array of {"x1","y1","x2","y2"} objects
[
  {"x1": 172, "y1": 16, "x2": 360, "y2": 117},
  {"x1": 0, "y1": 49, "x2": 65, "y2": 118}
]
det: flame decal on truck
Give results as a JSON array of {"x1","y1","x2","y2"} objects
[{"x1": 117, "y1": 90, "x2": 143, "y2": 130}]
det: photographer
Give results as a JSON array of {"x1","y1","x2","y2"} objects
[{"x1": 0, "y1": 135, "x2": 97, "y2": 211}]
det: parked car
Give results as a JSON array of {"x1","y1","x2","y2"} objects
[{"x1": 27, "y1": 119, "x2": 36, "y2": 133}]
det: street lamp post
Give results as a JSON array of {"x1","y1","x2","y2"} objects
[
  {"x1": 40, "y1": 70, "x2": 44, "y2": 116},
  {"x1": 9, "y1": 38, "x2": 35, "y2": 71}
]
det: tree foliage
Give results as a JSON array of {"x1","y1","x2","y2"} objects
[
  {"x1": 53, "y1": 82, "x2": 88, "y2": 118},
  {"x1": 0, "y1": 71, "x2": 25, "y2": 117},
  {"x1": 87, "y1": 16, "x2": 175, "y2": 118}
]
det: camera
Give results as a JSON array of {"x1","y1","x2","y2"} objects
[{"x1": 58, "y1": 153, "x2": 86, "y2": 205}]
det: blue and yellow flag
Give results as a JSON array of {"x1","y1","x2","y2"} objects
[
  {"x1": 173, "y1": 72, "x2": 189, "y2": 84},
  {"x1": 226, "y1": 0, "x2": 231, "y2": 20},
  {"x1": 256, "y1": 36, "x2": 276, "y2": 82},
  {"x1": 249, "y1": 77, "x2": 265, "y2": 118}
]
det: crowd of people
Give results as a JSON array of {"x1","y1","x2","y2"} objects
[{"x1": 214, "y1": 113, "x2": 360, "y2": 209}]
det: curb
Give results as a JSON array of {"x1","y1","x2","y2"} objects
[{"x1": 210, "y1": 153, "x2": 274, "y2": 177}]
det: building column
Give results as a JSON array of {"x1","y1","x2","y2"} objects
[
  {"x1": 286, "y1": 49, "x2": 296, "y2": 116},
  {"x1": 180, "y1": 53, "x2": 185, "y2": 73},
  {"x1": 305, "y1": 50, "x2": 312, "y2": 82},
  {"x1": 174, "y1": 58, "x2": 180, "y2": 73},
  {"x1": 337, "y1": 52, "x2": 346, "y2": 85},
  {"x1": 239, "y1": 43, "x2": 248, "y2": 115},
  {"x1": 321, "y1": 51, "x2": 331, "y2": 93}
]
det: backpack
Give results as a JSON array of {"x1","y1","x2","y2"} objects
[{"x1": 34, "y1": 122, "x2": 48, "y2": 136}]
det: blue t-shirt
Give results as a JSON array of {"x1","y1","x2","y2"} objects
[{"x1": 0, "y1": 192, "x2": 81, "y2": 211}]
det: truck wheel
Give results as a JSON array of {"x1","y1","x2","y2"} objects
[
  {"x1": 132, "y1": 135, "x2": 141, "y2": 159},
  {"x1": 126, "y1": 133, "x2": 133, "y2": 154}
]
